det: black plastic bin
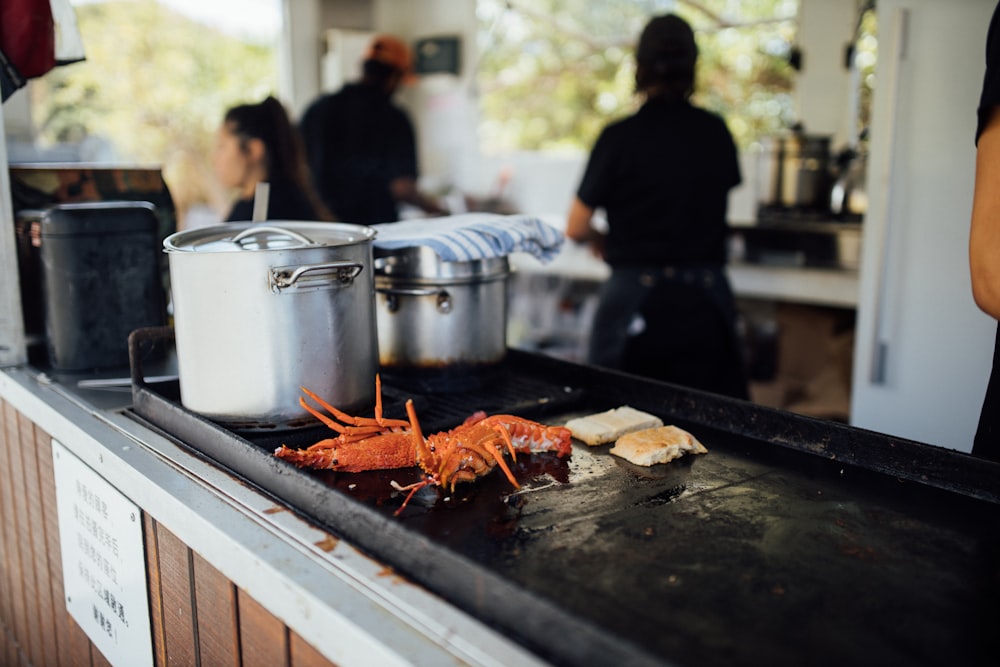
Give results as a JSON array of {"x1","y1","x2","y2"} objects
[{"x1": 40, "y1": 201, "x2": 166, "y2": 372}]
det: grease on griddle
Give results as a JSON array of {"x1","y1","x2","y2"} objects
[
  {"x1": 638, "y1": 485, "x2": 688, "y2": 507},
  {"x1": 320, "y1": 450, "x2": 571, "y2": 518}
]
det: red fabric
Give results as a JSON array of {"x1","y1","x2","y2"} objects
[{"x1": 0, "y1": 0, "x2": 56, "y2": 79}]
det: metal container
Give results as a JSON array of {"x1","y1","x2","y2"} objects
[
  {"x1": 758, "y1": 132, "x2": 833, "y2": 212},
  {"x1": 374, "y1": 245, "x2": 509, "y2": 388},
  {"x1": 829, "y1": 147, "x2": 868, "y2": 220},
  {"x1": 164, "y1": 222, "x2": 377, "y2": 430},
  {"x1": 40, "y1": 201, "x2": 166, "y2": 371}
]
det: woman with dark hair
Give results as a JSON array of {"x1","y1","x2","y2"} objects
[
  {"x1": 213, "y1": 96, "x2": 330, "y2": 222},
  {"x1": 566, "y1": 14, "x2": 748, "y2": 399}
]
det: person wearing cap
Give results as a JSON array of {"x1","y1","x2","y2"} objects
[
  {"x1": 299, "y1": 34, "x2": 446, "y2": 224},
  {"x1": 566, "y1": 14, "x2": 748, "y2": 399}
]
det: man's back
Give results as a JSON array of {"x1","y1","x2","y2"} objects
[{"x1": 300, "y1": 83, "x2": 418, "y2": 224}]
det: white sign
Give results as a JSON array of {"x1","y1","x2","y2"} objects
[{"x1": 52, "y1": 439, "x2": 153, "y2": 667}]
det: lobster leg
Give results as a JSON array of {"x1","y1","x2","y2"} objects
[
  {"x1": 484, "y1": 428, "x2": 521, "y2": 488},
  {"x1": 435, "y1": 431, "x2": 521, "y2": 491},
  {"x1": 298, "y1": 393, "x2": 356, "y2": 435},
  {"x1": 391, "y1": 479, "x2": 431, "y2": 516},
  {"x1": 301, "y1": 384, "x2": 409, "y2": 431},
  {"x1": 491, "y1": 424, "x2": 519, "y2": 462}
]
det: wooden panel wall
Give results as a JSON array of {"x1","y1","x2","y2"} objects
[{"x1": 0, "y1": 398, "x2": 334, "y2": 667}]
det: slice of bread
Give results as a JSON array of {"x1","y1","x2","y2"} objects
[
  {"x1": 609, "y1": 425, "x2": 707, "y2": 466},
  {"x1": 564, "y1": 406, "x2": 663, "y2": 446}
]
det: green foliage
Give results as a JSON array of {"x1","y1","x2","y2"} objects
[
  {"x1": 854, "y1": 7, "x2": 877, "y2": 139},
  {"x1": 477, "y1": 0, "x2": 799, "y2": 152},
  {"x1": 30, "y1": 0, "x2": 277, "y2": 220}
]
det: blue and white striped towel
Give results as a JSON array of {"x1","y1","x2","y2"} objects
[{"x1": 372, "y1": 213, "x2": 564, "y2": 263}]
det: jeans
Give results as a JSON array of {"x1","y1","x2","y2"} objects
[{"x1": 587, "y1": 264, "x2": 743, "y2": 387}]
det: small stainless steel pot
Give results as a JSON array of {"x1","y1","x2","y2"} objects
[
  {"x1": 164, "y1": 222, "x2": 377, "y2": 430},
  {"x1": 758, "y1": 132, "x2": 833, "y2": 211},
  {"x1": 374, "y1": 245, "x2": 509, "y2": 387}
]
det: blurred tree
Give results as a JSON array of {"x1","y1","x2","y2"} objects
[
  {"x1": 29, "y1": 0, "x2": 277, "y2": 226},
  {"x1": 477, "y1": 0, "x2": 800, "y2": 152},
  {"x1": 854, "y1": 6, "x2": 876, "y2": 140}
]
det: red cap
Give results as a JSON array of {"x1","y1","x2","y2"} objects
[{"x1": 364, "y1": 34, "x2": 416, "y2": 82}]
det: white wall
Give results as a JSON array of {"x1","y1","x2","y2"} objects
[
  {"x1": 795, "y1": 0, "x2": 857, "y2": 146},
  {"x1": 850, "y1": 0, "x2": 995, "y2": 451},
  {"x1": 373, "y1": 0, "x2": 481, "y2": 196},
  {"x1": 280, "y1": 0, "x2": 324, "y2": 118}
]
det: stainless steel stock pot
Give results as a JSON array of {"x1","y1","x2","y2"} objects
[
  {"x1": 164, "y1": 222, "x2": 377, "y2": 430},
  {"x1": 374, "y1": 244, "x2": 509, "y2": 389}
]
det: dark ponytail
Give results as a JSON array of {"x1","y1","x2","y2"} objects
[{"x1": 224, "y1": 96, "x2": 332, "y2": 219}]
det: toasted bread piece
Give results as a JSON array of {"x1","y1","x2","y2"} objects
[
  {"x1": 564, "y1": 406, "x2": 663, "y2": 446},
  {"x1": 609, "y1": 425, "x2": 707, "y2": 466}
]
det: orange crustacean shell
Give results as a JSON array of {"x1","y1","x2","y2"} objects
[{"x1": 273, "y1": 375, "x2": 573, "y2": 515}]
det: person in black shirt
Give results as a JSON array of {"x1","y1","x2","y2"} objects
[
  {"x1": 566, "y1": 14, "x2": 747, "y2": 398},
  {"x1": 970, "y1": 2, "x2": 1000, "y2": 462},
  {"x1": 212, "y1": 96, "x2": 329, "y2": 222},
  {"x1": 299, "y1": 34, "x2": 445, "y2": 224}
]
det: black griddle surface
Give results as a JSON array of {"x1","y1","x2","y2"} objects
[{"x1": 130, "y1": 341, "x2": 1000, "y2": 667}]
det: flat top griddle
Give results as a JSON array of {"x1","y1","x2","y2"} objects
[{"x1": 128, "y1": 329, "x2": 1000, "y2": 667}]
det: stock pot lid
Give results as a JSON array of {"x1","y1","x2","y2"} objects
[
  {"x1": 42, "y1": 201, "x2": 158, "y2": 237},
  {"x1": 164, "y1": 221, "x2": 376, "y2": 253}
]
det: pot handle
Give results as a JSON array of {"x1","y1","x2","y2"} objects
[
  {"x1": 375, "y1": 286, "x2": 452, "y2": 314},
  {"x1": 232, "y1": 225, "x2": 317, "y2": 248},
  {"x1": 270, "y1": 261, "x2": 364, "y2": 292}
]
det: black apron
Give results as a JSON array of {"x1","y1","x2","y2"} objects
[{"x1": 588, "y1": 264, "x2": 748, "y2": 399}]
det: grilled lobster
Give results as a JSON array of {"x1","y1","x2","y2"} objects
[{"x1": 273, "y1": 376, "x2": 573, "y2": 515}]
